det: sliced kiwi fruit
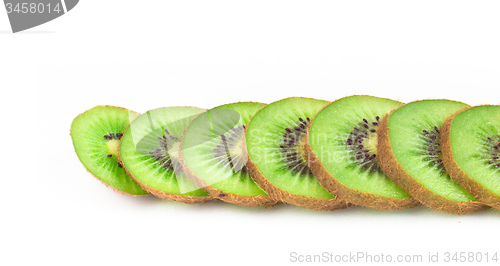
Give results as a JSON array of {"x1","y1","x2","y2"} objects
[
  {"x1": 378, "y1": 100, "x2": 487, "y2": 214},
  {"x1": 181, "y1": 102, "x2": 279, "y2": 207},
  {"x1": 71, "y1": 105, "x2": 148, "y2": 195},
  {"x1": 119, "y1": 106, "x2": 211, "y2": 203},
  {"x1": 245, "y1": 97, "x2": 350, "y2": 211},
  {"x1": 307, "y1": 95, "x2": 419, "y2": 210},
  {"x1": 441, "y1": 105, "x2": 500, "y2": 210}
]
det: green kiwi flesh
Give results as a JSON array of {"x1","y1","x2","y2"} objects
[
  {"x1": 119, "y1": 106, "x2": 211, "y2": 203},
  {"x1": 245, "y1": 97, "x2": 349, "y2": 211},
  {"x1": 181, "y1": 102, "x2": 278, "y2": 207},
  {"x1": 71, "y1": 105, "x2": 148, "y2": 195},
  {"x1": 378, "y1": 100, "x2": 486, "y2": 214},
  {"x1": 442, "y1": 105, "x2": 500, "y2": 209},
  {"x1": 308, "y1": 95, "x2": 419, "y2": 210}
]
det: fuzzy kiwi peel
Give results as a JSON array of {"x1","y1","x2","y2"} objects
[
  {"x1": 122, "y1": 163, "x2": 212, "y2": 204},
  {"x1": 119, "y1": 106, "x2": 212, "y2": 204},
  {"x1": 245, "y1": 157, "x2": 350, "y2": 211},
  {"x1": 441, "y1": 106, "x2": 500, "y2": 210},
  {"x1": 306, "y1": 140, "x2": 419, "y2": 211},
  {"x1": 306, "y1": 95, "x2": 419, "y2": 211},
  {"x1": 378, "y1": 100, "x2": 487, "y2": 215},
  {"x1": 245, "y1": 97, "x2": 351, "y2": 211},
  {"x1": 71, "y1": 105, "x2": 148, "y2": 196},
  {"x1": 125, "y1": 174, "x2": 211, "y2": 203},
  {"x1": 180, "y1": 102, "x2": 279, "y2": 207}
]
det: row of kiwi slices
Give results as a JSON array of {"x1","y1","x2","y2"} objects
[{"x1": 71, "y1": 96, "x2": 500, "y2": 215}]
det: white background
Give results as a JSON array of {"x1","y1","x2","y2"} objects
[{"x1": 1, "y1": 1, "x2": 499, "y2": 265}]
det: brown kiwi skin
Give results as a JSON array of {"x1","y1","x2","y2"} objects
[
  {"x1": 118, "y1": 125, "x2": 212, "y2": 204},
  {"x1": 245, "y1": 155, "x2": 351, "y2": 211},
  {"x1": 178, "y1": 123, "x2": 280, "y2": 208},
  {"x1": 377, "y1": 110, "x2": 487, "y2": 215},
  {"x1": 441, "y1": 107, "x2": 500, "y2": 210},
  {"x1": 305, "y1": 133, "x2": 420, "y2": 211},
  {"x1": 181, "y1": 163, "x2": 279, "y2": 208},
  {"x1": 127, "y1": 172, "x2": 212, "y2": 203}
]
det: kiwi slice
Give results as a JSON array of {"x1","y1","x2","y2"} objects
[
  {"x1": 307, "y1": 95, "x2": 419, "y2": 210},
  {"x1": 71, "y1": 105, "x2": 148, "y2": 195},
  {"x1": 119, "y1": 106, "x2": 211, "y2": 203},
  {"x1": 442, "y1": 105, "x2": 500, "y2": 210},
  {"x1": 181, "y1": 102, "x2": 279, "y2": 207},
  {"x1": 378, "y1": 100, "x2": 487, "y2": 214},
  {"x1": 245, "y1": 97, "x2": 350, "y2": 211}
]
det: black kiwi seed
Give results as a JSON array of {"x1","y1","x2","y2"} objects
[
  {"x1": 213, "y1": 125, "x2": 247, "y2": 173},
  {"x1": 148, "y1": 129, "x2": 178, "y2": 170},
  {"x1": 280, "y1": 117, "x2": 312, "y2": 175},
  {"x1": 345, "y1": 117, "x2": 381, "y2": 173},
  {"x1": 419, "y1": 126, "x2": 445, "y2": 172},
  {"x1": 103, "y1": 133, "x2": 123, "y2": 140},
  {"x1": 485, "y1": 135, "x2": 500, "y2": 169}
]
